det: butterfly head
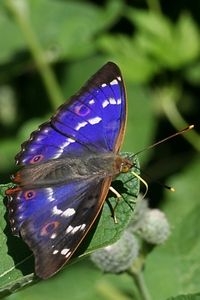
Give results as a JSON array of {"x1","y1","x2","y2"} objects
[
  {"x1": 120, "y1": 158, "x2": 133, "y2": 173},
  {"x1": 114, "y1": 155, "x2": 133, "y2": 174}
]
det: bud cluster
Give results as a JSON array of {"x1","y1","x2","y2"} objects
[{"x1": 91, "y1": 194, "x2": 170, "y2": 273}]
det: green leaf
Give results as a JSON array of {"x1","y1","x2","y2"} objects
[
  {"x1": 4, "y1": 258, "x2": 140, "y2": 300},
  {"x1": 0, "y1": 153, "x2": 140, "y2": 296},
  {"x1": 126, "y1": 9, "x2": 200, "y2": 69},
  {"x1": 184, "y1": 62, "x2": 200, "y2": 85},
  {"x1": 174, "y1": 13, "x2": 199, "y2": 65},
  {"x1": 126, "y1": 9, "x2": 176, "y2": 67},
  {"x1": 144, "y1": 156, "x2": 200, "y2": 299},
  {"x1": 0, "y1": 7, "x2": 26, "y2": 64},
  {"x1": 123, "y1": 82, "x2": 156, "y2": 165},
  {"x1": 1, "y1": 0, "x2": 124, "y2": 64},
  {"x1": 128, "y1": 9, "x2": 173, "y2": 41},
  {"x1": 167, "y1": 293, "x2": 200, "y2": 300},
  {"x1": 98, "y1": 34, "x2": 159, "y2": 83},
  {"x1": 30, "y1": 0, "x2": 122, "y2": 59}
]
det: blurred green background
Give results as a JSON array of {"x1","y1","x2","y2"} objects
[{"x1": 0, "y1": 0, "x2": 200, "y2": 299}]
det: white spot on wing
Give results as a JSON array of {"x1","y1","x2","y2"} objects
[
  {"x1": 66, "y1": 224, "x2": 86, "y2": 234},
  {"x1": 53, "y1": 249, "x2": 59, "y2": 255},
  {"x1": 51, "y1": 233, "x2": 57, "y2": 239},
  {"x1": 109, "y1": 98, "x2": 117, "y2": 105},
  {"x1": 52, "y1": 205, "x2": 63, "y2": 215},
  {"x1": 89, "y1": 99, "x2": 95, "y2": 105},
  {"x1": 53, "y1": 138, "x2": 75, "y2": 159},
  {"x1": 88, "y1": 116, "x2": 101, "y2": 125},
  {"x1": 62, "y1": 208, "x2": 76, "y2": 217},
  {"x1": 36, "y1": 136, "x2": 42, "y2": 142},
  {"x1": 80, "y1": 224, "x2": 86, "y2": 231},
  {"x1": 52, "y1": 206, "x2": 76, "y2": 218},
  {"x1": 60, "y1": 138, "x2": 75, "y2": 150},
  {"x1": 102, "y1": 97, "x2": 122, "y2": 107},
  {"x1": 75, "y1": 121, "x2": 87, "y2": 131},
  {"x1": 101, "y1": 83, "x2": 107, "y2": 87},
  {"x1": 61, "y1": 248, "x2": 70, "y2": 256},
  {"x1": 71, "y1": 226, "x2": 80, "y2": 234},
  {"x1": 46, "y1": 187, "x2": 55, "y2": 202},
  {"x1": 110, "y1": 79, "x2": 118, "y2": 85},
  {"x1": 66, "y1": 225, "x2": 73, "y2": 233},
  {"x1": 102, "y1": 99, "x2": 109, "y2": 108},
  {"x1": 43, "y1": 128, "x2": 49, "y2": 133}
]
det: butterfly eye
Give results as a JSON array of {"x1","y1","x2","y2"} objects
[
  {"x1": 121, "y1": 165, "x2": 129, "y2": 173},
  {"x1": 30, "y1": 154, "x2": 44, "y2": 164},
  {"x1": 120, "y1": 159, "x2": 132, "y2": 173}
]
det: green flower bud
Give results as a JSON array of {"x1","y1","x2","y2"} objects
[
  {"x1": 138, "y1": 209, "x2": 170, "y2": 244},
  {"x1": 90, "y1": 231, "x2": 140, "y2": 273}
]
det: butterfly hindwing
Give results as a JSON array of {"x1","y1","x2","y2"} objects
[{"x1": 8, "y1": 177, "x2": 111, "y2": 279}]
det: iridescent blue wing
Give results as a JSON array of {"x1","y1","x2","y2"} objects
[
  {"x1": 6, "y1": 62, "x2": 127, "y2": 279},
  {"x1": 16, "y1": 62, "x2": 126, "y2": 166},
  {"x1": 7, "y1": 178, "x2": 112, "y2": 279}
]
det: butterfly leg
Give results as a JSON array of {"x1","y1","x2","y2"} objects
[{"x1": 109, "y1": 186, "x2": 122, "y2": 224}]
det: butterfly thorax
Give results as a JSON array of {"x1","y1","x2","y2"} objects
[{"x1": 13, "y1": 153, "x2": 132, "y2": 188}]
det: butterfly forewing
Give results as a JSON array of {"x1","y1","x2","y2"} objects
[
  {"x1": 6, "y1": 62, "x2": 128, "y2": 279},
  {"x1": 15, "y1": 62, "x2": 126, "y2": 166}
]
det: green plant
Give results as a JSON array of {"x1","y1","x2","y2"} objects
[{"x1": 0, "y1": 0, "x2": 199, "y2": 299}]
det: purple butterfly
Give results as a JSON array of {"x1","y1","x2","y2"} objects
[{"x1": 6, "y1": 62, "x2": 133, "y2": 279}]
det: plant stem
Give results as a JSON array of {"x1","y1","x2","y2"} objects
[
  {"x1": 127, "y1": 267, "x2": 152, "y2": 300},
  {"x1": 4, "y1": 0, "x2": 63, "y2": 110},
  {"x1": 134, "y1": 272, "x2": 152, "y2": 300},
  {"x1": 161, "y1": 97, "x2": 200, "y2": 152},
  {"x1": 146, "y1": 0, "x2": 162, "y2": 14},
  {"x1": 96, "y1": 280, "x2": 130, "y2": 300}
]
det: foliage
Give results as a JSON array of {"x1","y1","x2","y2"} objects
[{"x1": 0, "y1": 0, "x2": 199, "y2": 299}]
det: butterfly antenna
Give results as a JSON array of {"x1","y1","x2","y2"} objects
[
  {"x1": 133, "y1": 162, "x2": 175, "y2": 193},
  {"x1": 127, "y1": 125, "x2": 194, "y2": 192},
  {"x1": 134, "y1": 125, "x2": 194, "y2": 156}
]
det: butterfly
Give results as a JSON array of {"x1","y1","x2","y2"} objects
[{"x1": 6, "y1": 62, "x2": 133, "y2": 279}]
